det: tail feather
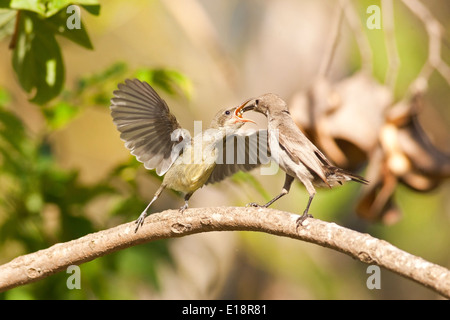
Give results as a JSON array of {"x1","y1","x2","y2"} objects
[{"x1": 325, "y1": 165, "x2": 369, "y2": 186}]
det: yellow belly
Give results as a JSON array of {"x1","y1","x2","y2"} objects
[
  {"x1": 162, "y1": 136, "x2": 219, "y2": 194},
  {"x1": 163, "y1": 160, "x2": 216, "y2": 194}
]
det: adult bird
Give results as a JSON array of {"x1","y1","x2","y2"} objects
[
  {"x1": 242, "y1": 93, "x2": 368, "y2": 226},
  {"x1": 110, "y1": 79, "x2": 268, "y2": 231}
]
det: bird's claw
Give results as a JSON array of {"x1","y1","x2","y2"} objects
[
  {"x1": 296, "y1": 212, "x2": 313, "y2": 229},
  {"x1": 134, "y1": 212, "x2": 147, "y2": 233}
]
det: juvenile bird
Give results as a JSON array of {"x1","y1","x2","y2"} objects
[
  {"x1": 110, "y1": 79, "x2": 264, "y2": 231},
  {"x1": 242, "y1": 93, "x2": 368, "y2": 226}
]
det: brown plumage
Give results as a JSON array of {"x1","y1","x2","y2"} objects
[{"x1": 243, "y1": 93, "x2": 368, "y2": 226}]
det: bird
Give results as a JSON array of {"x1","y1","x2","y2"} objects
[
  {"x1": 242, "y1": 93, "x2": 369, "y2": 226},
  {"x1": 110, "y1": 79, "x2": 268, "y2": 232}
]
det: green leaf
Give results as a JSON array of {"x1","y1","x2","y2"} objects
[
  {"x1": 0, "y1": 0, "x2": 48, "y2": 15},
  {"x1": 81, "y1": 4, "x2": 99, "y2": 16},
  {"x1": 77, "y1": 61, "x2": 127, "y2": 90},
  {"x1": 0, "y1": 8, "x2": 16, "y2": 41},
  {"x1": 45, "y1": 7, "x2": 93, "y2": 49},
  {"x1": 0, "y1": 3, "x2": 94, "y2": 48},
  {"x1": 43, "y1": 101, "x2": 79, "y2": 129},
  {"x1": 0, "y1": 0, "x2": 100, "y2": 17},
  {"x1": 47, "y1": 1, "x2": 100, "y2": 18},
  {"x1": 134, "y1": 68, "x2": 193, "y2": 99},
  {"x1": 12, "y1": 11, "x2": 64, "y2": 104},
  {"x1": 0, "y1": 106, "x2": 32, "y2": 178},
  {"x1": 0, "y1": 87, "x2": 11, "y2": 105}
]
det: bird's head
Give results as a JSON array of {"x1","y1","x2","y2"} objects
[
  {"x1": 210, "y1": 99, "x2": 255, "y2": 131},
  {"x1": 242, "y1": 93, "x2": 287, "y2": 116}
]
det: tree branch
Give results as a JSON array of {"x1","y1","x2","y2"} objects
[
  {"x1": 317, "y1": 0, "x2": 344, "y2": 78},
  {"x1": 382, "y1": 0, "x2": 401, "y2": 89},
  {"x1": 402, "y1": 0, "x2": 450, "y2": 95},
  {"x1": 0, "y1": 206, "x2": 449, "y2": 298},
  {"x1": 341, "y1": 0, "x2": 373, "y2": 74}
]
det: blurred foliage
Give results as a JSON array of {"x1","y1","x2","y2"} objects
[
  {"x1": 354, "y1": 0, "x2": 428, "y2": 98},
  {"x1": 135, "y1": 68, "x2": 194, "y2": 100},
  {"x1": 0, "y1": 0, "x2": 100, "y2": 18},
  {"x1": 1, "y1": 0, "x2": 99, "y2": 104},
  {"x1": 0, "y1": 63, "x2": 190, "y2": 299}
]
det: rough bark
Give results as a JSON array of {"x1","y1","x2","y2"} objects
[{"x1": 0, "y1": 206, "x2": 449, "y2": 298}]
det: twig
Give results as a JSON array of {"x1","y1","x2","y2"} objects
[
  {"x1": 382, "y1": 0, "x2": 401, "y2": 89},
  {"x1": 162, "y1": 0, "x2": 237, "y2": 91},
  {"x1": 318, "y1": 0, "x2": 344, "y2": 78},
  {"x1": 341, "y1": 0, "x2": 373, "y2": 73},
  {"x1": 402, "y1": 0, "x2": 450, "y2": 94},
  {"x1": 8, "y1": 10, "x2": 21, "y2": 50},
  {"x1": 0, "y1": 206, "x2": 449, "y2": 298}
]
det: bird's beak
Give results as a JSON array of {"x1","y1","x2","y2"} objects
[
  {"x1": 241, "y1": 103, "x2": 256, "y2": 113},
  {"x1": 234, "y1": 99, "x2": 256, "y2": 124}
]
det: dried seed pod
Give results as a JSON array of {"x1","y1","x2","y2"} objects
[
  {"x1": 290, "y1": 72, "x2": 392, "y2": 170},
  {"x1": 357, "y1": 94, "x2": 450, "y2": 222}
]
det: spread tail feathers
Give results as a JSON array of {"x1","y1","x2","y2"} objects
[{"x1": 325, "y1": 165, "x2": 369, "y2": 186}]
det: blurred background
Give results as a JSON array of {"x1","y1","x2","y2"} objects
[{"x1": 0, "y1": 0, "x2": 449, "y2": 299}]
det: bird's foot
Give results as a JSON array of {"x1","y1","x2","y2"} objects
[
  {"x1": 134, "y1": 210, "x2": 148, "y2": 233},
  {"x1": 296, "y1": 212, "x2": 313, "y2": 229},
  {"x1": 179, "y1": 203, "x2": 189, "y2": 213},
  {"x1": 246, "y1": 202, "x2": 266, "y2": 208}
]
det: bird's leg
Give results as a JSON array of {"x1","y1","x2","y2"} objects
[
  {"x1": 247, "y1": 174, "x2": 294, "y2": 208},
  {"x1": 296, "y1": 192, "x2": 315, "y2": 228},
  {"x1": 294, "y1": 177, "x2": 316, "y2": 228},
  {"x1": 135, "y1": 184, "x2": 166, "y2": 232},
  {"x1": 179, "y1": 192, "x2": 193, "y2": 213}
]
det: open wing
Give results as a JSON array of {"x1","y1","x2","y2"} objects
[
  {"x1": 206, "y1": 129, "x2": 271, "y2": 184},
  {"x1": 110, "y1": 79, "x2": 187, "y2": 176}
]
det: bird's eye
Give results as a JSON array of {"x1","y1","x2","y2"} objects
[
  {"x1": 225, "y1": 110, "x2": 231, "y2": 115},
  {"x1": 255, "y1": 99, "x2": 259, "y2": 105}
]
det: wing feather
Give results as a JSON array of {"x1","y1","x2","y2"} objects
[
  {"x1": 206, "y1": 129, "x2": 270, "y2": 184},
  {"x1": 275, "y1": 116, "x2": 329, "y2": 184},
  {"x1": 110, "y1": 79, "x2": 184, "y2": 176}
]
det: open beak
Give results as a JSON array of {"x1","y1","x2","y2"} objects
[
  {"x1": 233, "y1": 99, "x2": 256, "y2": 124},
  {"x1": 242, "y1": 104, "x2": 256, "y2": 113}
]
